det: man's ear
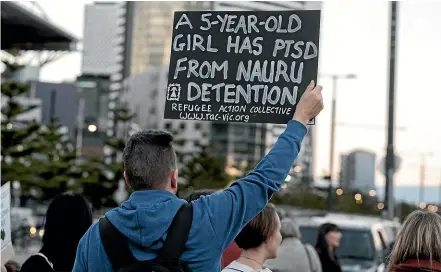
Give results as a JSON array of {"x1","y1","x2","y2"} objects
[
  {"x1": 123, "y1": 171, "x2": 131, "y2": 188},
  {"x1": 170, "y1": 169, "x2": 178, "y2": 189}
]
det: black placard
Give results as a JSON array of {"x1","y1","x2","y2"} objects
[{"x1": 165, "y1": 10, "x2": 321, "y2": 124}]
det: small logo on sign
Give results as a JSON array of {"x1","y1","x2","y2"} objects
[{"x1": 167, "y1": 84, "x2": 181, "y2": 101}]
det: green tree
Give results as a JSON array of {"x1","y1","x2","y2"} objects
[
  {"x1": 1, "y1": 79, "x2": 83, "y2": 201},
  {"x1": 174, "y1": 136, "x2": 232, "y2": 196},
  {"x1": 179, "y1": 145, "x2": 232, "y2": 191},
  {"x1": 1, "y1": 81, "x2": 42, "y2": 189},
  {"x1": 81, "y1": 104, "x2": 136, "y2": 210},
  {"x1": 271, "y1": 188, "x2": 383, "y2": 217},
  {"x1": 26, "y1": 119, "x2": 83, "y2": 200}
]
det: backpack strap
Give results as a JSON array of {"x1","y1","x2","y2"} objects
[
  {"x1": 99, "y1": 217, "x2": 137, "y2": 270},
  {"x1": 158, "y1": 202, "x2": 193, "y2": 263}
]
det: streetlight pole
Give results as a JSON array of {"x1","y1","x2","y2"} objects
[
  {"x1": 327, "y1": 76, "x2": 337, "y2": 211},
  {"x1": 439, "y1": 169, "x2": 441, "y2": 206},
  {"x1": 419, "y1": 152, "x2": 433, "y2": 207},
  {"x1": 384, "y1": 1, "x2": 398, "y2": 220},
  {"x1": 323, "y1": 74, "x2": 356, "y2": 211}
]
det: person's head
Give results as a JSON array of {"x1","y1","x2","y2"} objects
[
  {"x1": 123, "y1": 130, "x2": 178, "y2": 193},
  {"x1": 316, "y1": 223, "x2": 342, "y2": 252},
  {"x1": 388, "y1": 210, "x2": 441, "y2": 268},
  {"x1": 280, "y1": 218, "x2": 301, "y2": 240},
  {"x1": 42, "y1": 192, "x2": 92, "y2": 254},
  {"x1": 235, "y1": 204, "x2": 282, "y2": 260},
  {"x1": 185, "y1": 189, "x2": 217, "y2": 202}
]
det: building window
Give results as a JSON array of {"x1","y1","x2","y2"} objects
[
  {"x1": 165, "y1": 123, "x2": 171, "y2": 130},
  {"x1": 180, "y1": 123, "x2": 186, "y2": 130},
  {"x1": 151, "y1": 89, "x2": 158, "y2": 99},
  {"x1": 194, "y1": 123, "x2": 201, "y2": 130}
]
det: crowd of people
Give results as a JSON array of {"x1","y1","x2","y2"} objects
[{"x1": 2, "y1": 81, "x2": 441, "y2": 272}]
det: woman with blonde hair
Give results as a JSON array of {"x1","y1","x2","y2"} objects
[{"x1": 388, "y1": 210, "x2": 441, "y2": 272}]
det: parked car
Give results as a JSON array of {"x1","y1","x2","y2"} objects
[{"x1": 297, "y1": 214, "x2": 396, "y2": 272}]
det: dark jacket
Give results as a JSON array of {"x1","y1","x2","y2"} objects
[
  {"x1": 21, "y1": 250, "x2": 55, "y2": 272},
  {"x1": 390, "y1": 259, "x2": 441, "y2": 272},
  {"x1": 21, "y1": 246, "x2": 75, "y2": 272},
  {"x1": 317, "y1": 248, "x2": 341, "y2": 272},
  {"x1": 20, "y1": 255, "x2": 52, "y2": 272}
]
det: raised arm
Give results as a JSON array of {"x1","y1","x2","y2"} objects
[{"x1": 195, "y1": 81, "x2": 324, "y2": 251}]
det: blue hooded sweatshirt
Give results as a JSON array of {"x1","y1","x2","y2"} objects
[{"x1": 73, "y1": 120, "x2": 307, "y2": 272}]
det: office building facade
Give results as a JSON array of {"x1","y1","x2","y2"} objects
[
  {"x1": 82, "y1": 2, "x2": 119, "y2": 76},
  {"x1": 340, "y1": 150, "x2": 377, "y2": 194},
  {"x1": 213, "y1": 1, "x2": 321, "y2": 11},
  {"x1": 122, "y1": 65, "x2": 211, "y2": 155},
  {"x1": 106, "y1": 1, "x2": 322, "y2": 165}
]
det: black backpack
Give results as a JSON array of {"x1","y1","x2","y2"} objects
[{"x1": 99, "y1": 203, "x2": 193, "y2": 272}]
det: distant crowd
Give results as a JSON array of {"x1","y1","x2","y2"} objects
[{"x1": 2, "y1": 82, "x2": 441, "y2": 272}]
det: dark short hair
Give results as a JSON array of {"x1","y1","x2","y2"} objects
[
  {"x1": 185, "y1": 189, "x2": 217, "y2": 202},
  {"x1": 123, "y1": 130, "x2": 177, "y2": 190},
  {"x1": 235, "y1": 204, "x2": 279, "y2": 249}
]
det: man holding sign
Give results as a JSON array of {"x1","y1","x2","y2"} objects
[
  {"x1": 74, "y1": 10, "x2": 323, "y2": 272},
  {"x1": 74, "y1": 81, "x2": 323, "y2": 271}
]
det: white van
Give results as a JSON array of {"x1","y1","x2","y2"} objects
[{"x1": 296, "y1": 214, "x2": 395, "y2": 272}]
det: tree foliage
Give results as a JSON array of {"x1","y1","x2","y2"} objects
[
  {"x1": 1, "y1": 81, "x2": 42, "y2": 189},
  {"x1": 271, "y1": 187, "x2": 423, "y2": 221},
  {"x1": 179, "y1": 145, "x2": 232, "y2": 191},
  {"x1": 174, "y1": 136, "x2": 233, "y2": 196},
  {"x1": 80, "y1": 104, "x2": 135, "y2": 210},
  {"x1": 27, "y1": 119, "x2": 82, "y2": 200},
  {"x1": 1, "y1": 78, "x2": 86, "y2": 200}
]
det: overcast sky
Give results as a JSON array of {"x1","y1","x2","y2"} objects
[{"x1": 36, "y1": 0, "x2": 441, "y2": 188}]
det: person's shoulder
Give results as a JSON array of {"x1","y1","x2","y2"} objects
[
  {"x1": 222, "y1": 261, "x2": 254, "y2": 272},
  {"x1": 21, "y1": 255, "x2": 52, "y2": 272},
  {"x1": 84, "y1": 220, "x2": 99, "y2": 237},
  {"x1": 304, "y1": 244, "x2": 319, "y2": 255},
  {"x1": 78, "y1": 220, "x2": 101, "y2": 249},
  {"x1": 304, "y1": 243, "x2": 315, "y2": 250}
]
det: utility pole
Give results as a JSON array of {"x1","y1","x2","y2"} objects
[
  {"x1": 327, "y1": 76, "x2": 337, "y2": 211},
  {"x1": 384, "y1": 1, "x2": 398, "y2": 220},
  {"x1": 420, "y1": 155, "x2": 426, "y2": 206},
  {"x1": 76, "y1": 98, "x2": 85, "y2": 158},
  {"x1": 419, "y1": 153, "x2": 433, "y2": 206},
  {"x1": 439, "y1": 169, "x2": 441, "y2": 206},
  {"x1": 49, "y1": 89, "x2": 56, "y2": 121},
  {"x1": 323, "y1": 74, "x2": 356, "y2": 211}
]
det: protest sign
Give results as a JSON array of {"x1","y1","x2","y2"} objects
[
  {"x1": 1, "y1": 182, "x2": 11, "y2": 251},
  {"x1": 165, "y1": 10, "x2": 321, "y2": 124}
]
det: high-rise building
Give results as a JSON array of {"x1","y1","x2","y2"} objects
[
  {"x1": 121, "y1": 65, "x2": 265, "y2": 168},
  {"x1": 340, "y1": 150, "x2": 377, "y2": 193},
  {"x1": 266, "y1": 124, "x2": 315, "y2": 182},
  {"x1": 213, "y1": 1, "x2": 321, "y2": 11},
  {"x1": 82, "y1": 2, "x2": 119, "y2": 76},
  {"x1": 122, "y1": 65, "x2": 211, "y2": 155},
  {"x1": 126, "y1": 2, "x2": 211, "y2": 77},
  {"x1": 211, "y1": 1, "x2": 322, "y2": 169},
  {"x1": 108, "y1": 1, "x2": 322, "y2": 166}
]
